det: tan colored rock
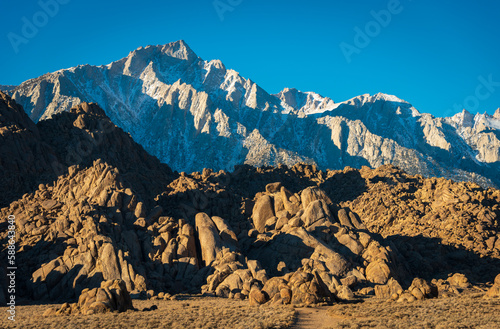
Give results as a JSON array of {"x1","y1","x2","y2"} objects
[
  {"x1": 252, "y1": 195, "x2": 275, "y2": 233},
  {"x1": 281, "y1": 187, "x2": 302, "y2": 215},
  {"x1": 375, "y1": 278, "x2": 403, "y2": 299},
  {"x1": 484, "y1": 274, "x2": 500, "y2": 298},
  {"x1": 397, "y1": 292, "x2": 416, "y2": 302},
  {"x1": 42, "y1": 307, "x2": 58, "y2": 317},
  {"x1": 447, "y1": 273, "x2": 470, "y2": 289},
  {"x1": 212, "y1": 216, "x2": 238, "y2": 248},
  {"x1": 300, "y1": 186, "x2": 332, "y2": 209},
  {"x1": 337, "y1": 209, "x2": 354, "y2": 228},
  {"x1": 249, "y1": 287, "x2": 268, "y2": 305},
  {"x1": 301, "y1": 199, "x2": 333, "y2": 227},
  {"x1": 408, "y1": 278, "x2": 436, "y2": 300},
  {"x1": 365, "y1": 260, "x2": 391, "y2": 285},
  {"x1": 51, "y1": 279, "x2": 133, "y2": 315},
  {"x1": 262, "y1": 277, "x2": 287, "y2": 300},
  {"x1": 348, "y1": 212, "x2": 366, "y2": 229},
  {"x1": 485, "y1": 284, "x2": 500, "y2": 298},
  {"x1": 337, "y1": 285, "x2": 355, "y2": 300},
  {"x1": 195, "y1": 212, "x2": 222, "y2": 266},
  {"x1": 134, "y1": 202, "x2": 146, "y2": 218},
  {"x1": 274, "y1": 194, "x2": 285, "y2": 213},
  {"x1": 336, "y1": 233, "x2": 364, "y2": 255},
  {"x1": 265, "y1": 182, "x2": 282, "y2": 194},
  {"x1": 99, "y1": 243, "x2": 122, "y2": 280},
  {"x1": 280, "y1": 286, "x2": 292, "y2": 304}
]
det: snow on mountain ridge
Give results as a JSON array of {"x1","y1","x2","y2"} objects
[
  {"x1": 7, "y1": 40, "x2": 500, "y2": 188},
  {"x1": 274, "y1": 88, "x2": 338, "y2": 115}
]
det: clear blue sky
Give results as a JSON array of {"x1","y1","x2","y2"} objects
[{"x1": 1, "y1": 0, "x2": 499, "y2": 117}]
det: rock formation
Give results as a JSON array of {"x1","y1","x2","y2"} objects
[
  {"x1": 43, "y1": 279, "x2": 134, "y2": 315},
  {"x1": 0, "y1": 94, "x2": 499, "y2": 309}
]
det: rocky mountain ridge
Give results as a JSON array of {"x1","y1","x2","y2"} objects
[
  {"x1": 6, "y1": 40, "x2": 500, "y2": 188},
  {"x1": 0, "y1": 85, "x2": 16, "y2": 92}
]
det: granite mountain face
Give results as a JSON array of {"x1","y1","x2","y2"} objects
[{"x1": 7, "y1": 40, "x2": 500, "y2": 187}]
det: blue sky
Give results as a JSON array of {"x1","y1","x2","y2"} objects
[{"x1": 1, "y1": 0, "x2": 499, "y2": 117}]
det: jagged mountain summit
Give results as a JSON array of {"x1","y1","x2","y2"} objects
[
  {"x1": 7, "y1": 40, "x2": 500, "y2": 187},
  {"x1": 0, "y1": 85, "x2": 16, "y2": 92}
]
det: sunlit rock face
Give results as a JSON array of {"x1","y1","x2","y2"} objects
[{"x1": 9, "y1": 40, "x2": 500, "y2": 187}]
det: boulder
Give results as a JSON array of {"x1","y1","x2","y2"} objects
[
  {"x1": 47, "y1": 279, "x2": 134, "y2": 315},
  {"x1": 249, "y1": 286, "x2": 268, "y2": 305},
  {"x1": 211, "y1": 216, "x2": 238, "y2": 249},
  {"x1": 336, "y1": 233, "x2": 364, "y2": 255},
  {"x1": 365, "y1": 260, "x2": 391, "y2": 285},
  {"x1": 374, "y1": 278, "x2": 403, "y2": 300},
  {"x1": 300, "y1": 187, "x2": 332, "y2": 209},
  {"x1": 262, "y1": 277, "x2": 287, "y2": 300},
  {"x1": 195, "y1": 213, "x2": 222, "y2": 266},
  {"x1": 301, "y1": 199, "x2": 333, "y2": 227},
  {"x1": 484, "y1": 274, "x2": 500, "y2": 298},
  {"x1": 408, "y1": 278, "x2": 437, "y2": 300},
  {"x1": 281, "y1": 187, "x2": 302, "y2": 216},
  {"x1": 99, "y1": 243, "x2": 122, "y2": 280},
  {"x1": 337, "y1": 209, "x2": 354, "y2": 228},
  {"x1": 265, "y1": 182, "x2": 282, "y2": 194},
  {"x1": 447, "y1": 273, "x2": 470, "y2": 289},
  {"x1": 336, "y1": 285, "x2": 355, "y2": 300},
  {"x1": 348, "y1": 212, "x2": 366, "y2": 230},
  {"x1": 280, "y1": 286, "x2": 292, "y2": 304},
  {"x1": 287, "y1": 269, "x2": 332, "y2": 305},
  {"x1": 252, "y1": 195, "x2": 275, "y2": 233}
]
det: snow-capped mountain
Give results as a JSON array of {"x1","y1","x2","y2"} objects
[
  {"x1": 7, "y1": 40, "x2": 500, "y2": 187},
  {"x1": 0, "y1": 85, "x2": 16, "y2": 92}
]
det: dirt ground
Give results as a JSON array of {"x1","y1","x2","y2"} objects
[
  {"x1": 1, "y1": 294, "x2": 499, "y2": 329},
  {"x1": 289, "y1": 307, "x2": 332, "y2": 329}
]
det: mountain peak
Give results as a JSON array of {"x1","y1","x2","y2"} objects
[
  {"x1": 373, "y1": 92, "x2": 408, "y2": 104},
  {"x1": 6, "y1": 43, "x2": 500, "y2": 189},
  {"x1": 450, "y1": 108, "x2": 475, "y2": 128},
  {"x1": 274, "y1": 87, "x2": 336, "y2": 115},
  {"x1": 494, "y1": 108, "x2": 500, "y2": 119},
  {"x1": 160, "y1": 40, "x2": 197, "y2": 62}
]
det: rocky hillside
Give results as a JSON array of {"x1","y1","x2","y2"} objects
[
  {"x1": 1, "y1": 94, "x2": 499, "y2": 307},
  {"x1": 6, "y1": 41, "x2": 500, "y2": 188},
  {"x1": 0, "y1": 91, "x2": 56, "y2": 208}
]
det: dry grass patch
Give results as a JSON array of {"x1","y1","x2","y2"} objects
[
  {"x1": 327, "y1": 293, "x2": 500, "y2": 329},
  {"x1": 0, "y1": 297, "x2": 295, "y2": 329}
]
